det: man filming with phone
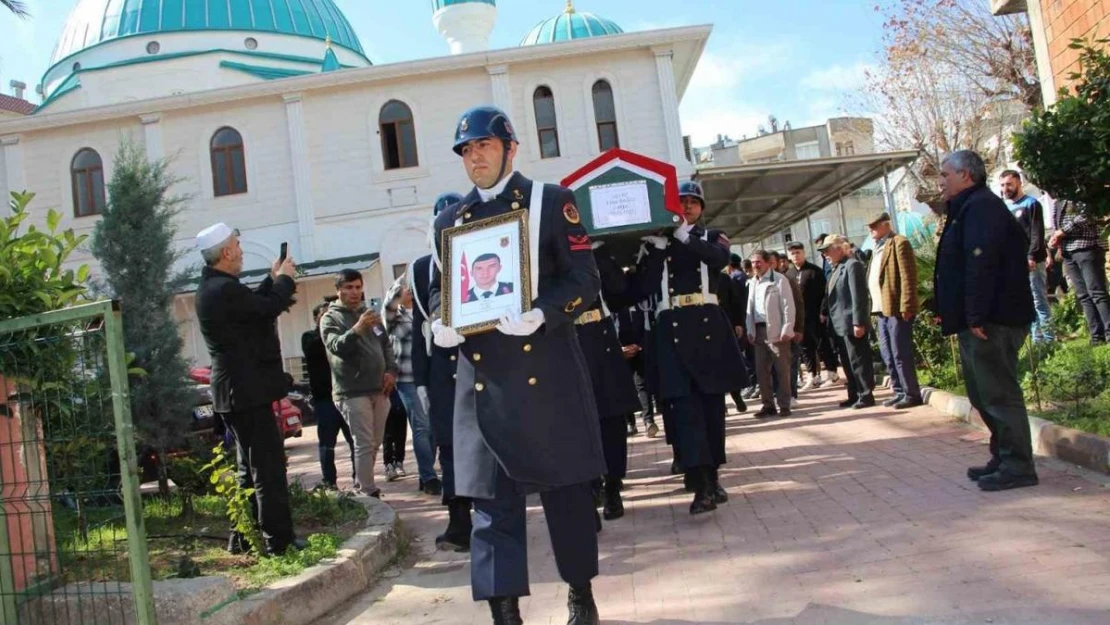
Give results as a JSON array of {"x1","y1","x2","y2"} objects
[{"x1": 320, "y1": 269, "x2": 400, "y2": 498}]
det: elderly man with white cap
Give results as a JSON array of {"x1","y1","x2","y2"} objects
[{"x1": 193, "y1": 223, "x2": 304, "y2": 556}]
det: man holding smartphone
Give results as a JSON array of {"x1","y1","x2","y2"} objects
[{"x1": 320, "y1": 269, "x2": 400, "y2": 498}]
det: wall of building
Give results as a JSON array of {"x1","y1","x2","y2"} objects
[{"x1": 1039, "y1": 0, "x2": 1110, "y2": 98}]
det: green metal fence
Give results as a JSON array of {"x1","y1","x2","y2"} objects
[{"x1": 0, "y1": 300, "x2": 155, "y2": 625}]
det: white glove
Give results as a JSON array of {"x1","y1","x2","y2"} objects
[
  {"x1": 590, "y1": 240, "x2": 605, "y2": 250},
  {"x1": 431, "y1": 318, "x2": 466, "y2": 348},
  {"x1": 674, "y1": 221, "x2": 694, "y2": 243},
  {"x1": 641, "y1": 235, "x2": 667, "y2": 250},
  {"x1": 416, "y1": 386, "x2": 430, "y2": 415},
  {"x1": 497, "y1": 309, "x2": 545, "y2": 336}
]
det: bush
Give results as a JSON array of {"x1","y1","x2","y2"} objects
[
  {"x1": 1024, "y1": 340, "x2": 1110, "y2": 418},
  {"x1": 1050, "y1": 292, "x2": 1086, "y2": 339}
]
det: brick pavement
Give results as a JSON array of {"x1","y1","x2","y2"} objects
[{"x1": 286, "y1": 382, "x2": 1110, "y2": 625}]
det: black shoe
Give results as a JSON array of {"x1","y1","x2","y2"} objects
[
  {"x1": 735, "y1": 398, "x2": 748, "y2": 413},
  {"x1": 709, "y1": 482, "x2": 729, "y2": 505},
  {"x1": 226, "y1": 531, "x2": 252, "y2": 555},
  {"x1": 689, "y1": 491, "x2": 717, "y2": 515},
  {"x1": 966, "y1": 458, "x2": 1002, "y2": 482},
  {"x1": 1091, "y1": 337, "x2": 1106, "y2": 346},
  {"x1": 436, "y1": 499, "x2": 472, "y2": 552},
  {"x1": 754, "y1": 407, "x2": 778, "y2": 418},
  {"x1": 779, "y1": 409, "x2": 791, "y2": 417},
  {"x1": 670, "y1": 459, "x2": 682, "y2": 475},
  {"x1": 838, "y1": 398, "x2": 859, "y2": 408},
  {"x1": 420, "y1": 478, "x2": 443, "y2": 496},
  {"x1": 567, "y1": 583, "x2": 600, "y2": 625},
  {"x1": 626, "y1": 423, "x2": 638, "y2": 437},
  {"x1": 683, "y1": 471, "x2": 697, "y2": 492},
  {"x1": 894, "y1": 397, "x2": 923, "y2": 410},
  {"x1": 265, "y1": 537, "x2": 307, "y2": 557},
  {"x1": 978, "y1": 471, "x2": 1039, "y2": 491},
  {"x1": 602, "y1": 479, "x2": 624, "y2": 520},
  {"x1": 488, "y1": 596, "x2": 523, "y2": 625},
  {"x1": 852, "y1": 397, "x2": 876, "y2": 409},
  {"x1": 882, "y1": 395, "x2": 905, "y2": 407}
]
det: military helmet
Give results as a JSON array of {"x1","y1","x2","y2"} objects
[
  {"x1": 678, "y1": 180, "x2": 706, "y2": 206},
  {"x1": 453, "y1": 105, "x2": 518, "y2": 155},
  {"x1": 433, "y1": 192, "x2": 464, "y2": 217}
]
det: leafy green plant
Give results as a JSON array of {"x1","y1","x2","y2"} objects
[
  {"x1": 1014, "y1": 38, "x2": 1110, "y2": 218},
  {"x1": 1025, "y1": 341, "x2": 1110, "y2": 420},
  {"x1": 241, "y1": 533, "x2": 340, "y2": 589},
  {"x1": 1050, "y1": 292, "x2": 1086, "y2": 339},
  {"x1": 202, "y1": 443, "x2": 264, "y2": 555}
]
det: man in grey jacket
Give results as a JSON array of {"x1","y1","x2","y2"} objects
[
  {"x1": 321, "y1": 268, "x2": 400, "y2": 497},
  {"x1": 820, "y1": 235, "x2": 876, "y2": 409}
]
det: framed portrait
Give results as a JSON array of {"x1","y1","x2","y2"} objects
[{"x1": 441, "y1": 211, "x2": 533, "y2": 336}]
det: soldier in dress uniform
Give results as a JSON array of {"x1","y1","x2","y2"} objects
[
  {"x1": 576, "y1": 243, "x2": 644, "y2": 521},
  {"x1": 411, "y1": 191, "x2": 471, "y2": 552},
  {"x1": 638, "y1": 181, "x2": 750, "y2": 515},
  {"x1": 427, "y1": 106, "x2": 605, "y2": 625}
]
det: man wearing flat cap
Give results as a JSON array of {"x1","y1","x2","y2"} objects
[
  {"x1": 866, "y1": 212, "x2": 922, "y2": 409},
  {"x1": 820, "y1": 234, "x2": 876, "y2": 409},
  {"x1": 194, "y1": 223, "x2": 303, "y2": 556}
]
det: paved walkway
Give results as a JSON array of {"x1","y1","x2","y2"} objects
[{"x1": 286, "y1": 382, "x2": 1110, "y2": 625}]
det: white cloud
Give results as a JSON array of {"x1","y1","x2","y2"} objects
[
  {"x1": 689, "y1": 41, "x2": 794, "y2": 91},
  {"x1": 801, "y1": 60, "x2": 875, "y2": 93},
  {"x1": 679, "y1": 101, "x2": 767, "y2": 146}
]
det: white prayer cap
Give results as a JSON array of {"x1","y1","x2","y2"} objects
[{"x1": 195, "y1": 222, "x2": 239, "y2": 252}]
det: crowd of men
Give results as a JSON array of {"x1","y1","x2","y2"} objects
[{"x1": 191, "y1": 97, "x2": 1054, "y2": 623}]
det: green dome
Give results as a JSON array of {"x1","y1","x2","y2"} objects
[
  {"x1": 52, "y1": 0, "x2": 366, "y2": 64},
  {"x1": 520, "y1": 2, "x2": 623, "y2": 46}
]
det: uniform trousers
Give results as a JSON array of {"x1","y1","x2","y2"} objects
[
  {"x1": 599, "y1": 417, "x2": 629, "y2": 478},
  {"x1": 223, "y1": 404, "x2": 295, "y2": 552},
  {"x1": 669, "y1": 389, "x2": 727, "y2": 470},
  {"x1": 471, "y1": 466, "x2": 598, "y2": 600}
]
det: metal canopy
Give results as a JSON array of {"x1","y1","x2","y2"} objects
[{"x1": 696, "y1": 150, "x2": 920, "y2": 242}]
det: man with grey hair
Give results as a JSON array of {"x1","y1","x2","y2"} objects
[
  {"x1": 194, "y1": 223, "x2": 304, "y2": 555},
  {"x1": 935, "y1": 150, "x2": 1038, "y2": 491}
]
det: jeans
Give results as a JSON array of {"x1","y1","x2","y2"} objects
[
  {"x1": 314, "y1": 398, "x2": 354, "y2": 486},
  {"x1": 1062, "y1": 247, "x2": 1110, "y2": 342},
  {"x1": 958, "y1": 324, "x2": 1035, "y2": 476},
  {"x1": 877, "y1": 315, "x2": 921, "y2": 401},
  {"x1": 336, "y1": 394, "x2": 391, "y2": 495},
  {"x1": 396, "y1": 381, "x2": 439, "y2": 483},
  {"x1": 1029, "y1": 263, "x2": 1056, "y2": 342}
]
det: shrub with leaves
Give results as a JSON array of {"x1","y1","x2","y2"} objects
[
  {"x1": 1028, "y1": 341, "x2": 1110, "y2": 419},
  {"x1": 1014, "y1": 38, "x2": 1110, "y2": 218}
]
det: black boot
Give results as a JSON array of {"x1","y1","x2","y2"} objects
[
  {"x1": 435, "y1": 498, "x2": 472, "y2": 552},
  {"x1": 602, "y1": 477, "x2": 624, "y2": 520},
  {"x1": 488, "y1": 596, "x2": 523, "y2": 625},
  {"x1": 707, "y1": 467, "x2": 728, "y2": 504},
  {"x1": 688, "y1": 468, "x2": 716, "y2": 516},
  {"x1": 567, "y1": 583, "x2": 600, "y2": 625}
]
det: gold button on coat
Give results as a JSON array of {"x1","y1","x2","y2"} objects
[
  {"x1": 464, "y1": 212, "x2": 472, "y2": 219},
  {"x1": 523, "y1": 344, "x2": 532, "y2": 352},
  {"x1": 475, "y1": 383, "x2": 485, "y2": 391},
  {"x1": 450, "y1": 355, "x2": 457, "y2": 361},
  {"x1": 473, "y1": 353, "x2": 482, "y2": 362},
  {"x1": 528, "y1": 377, "x2": 538, "y2": 386}
]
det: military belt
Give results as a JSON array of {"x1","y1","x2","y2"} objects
[
  {"x1": 669, "y1": 293, "x2": 719, "y2": 309},
  {"x1": 575, "y1": 309, "x2": 607, "y2": 325}
]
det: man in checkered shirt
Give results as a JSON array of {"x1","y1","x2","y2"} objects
[{"x1": 1049, "y1": 200, "x2": 1110, "y2": 344}]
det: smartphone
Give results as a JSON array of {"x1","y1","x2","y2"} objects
[
  {"x1": 278, "y1": 242, "x2": 288, "y2": 263},
  {"x1": 369, "y1": 297, "x2": 382, "y2": 310}
]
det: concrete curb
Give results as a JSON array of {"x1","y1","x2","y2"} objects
[{"x1": 922, "y1": 386, "x2": 1110, "y2": 475}]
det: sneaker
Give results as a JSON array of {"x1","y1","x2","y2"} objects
[
  {"x1": 385, "y1": 463, "x2": 399, "y2": 482},
  {"x1": 882, "y1": 395, "x2": 905, "y2": 408},
  {"x1": 395, "y1": 463, "x2": 407, "y2": 478},
  {"x1": 828, "y1": 371, "x2": 840, "y2": 384},
  {"x1": 790, "y1": 398, "x2": 799, "y2": 409},
  {"x1": 800, "y1": 377, "x2": 817, "y2": 391},
  {"x1": 645, "y1": 422, "x2": 660, "y2": 438}
]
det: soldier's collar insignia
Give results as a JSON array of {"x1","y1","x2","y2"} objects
[
  {"x1": 563, "y1": 203, "x2": 581, "y2": 224},
  {"x1": 512, "y1": 188, "x2": 524, "y2": 200}
]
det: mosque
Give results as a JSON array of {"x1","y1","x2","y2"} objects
[{"x1": 0, "y1": 0, "x2": 711, "y2": 368}]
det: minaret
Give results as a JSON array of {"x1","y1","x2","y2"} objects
[{"x1": 432, "y1": 0, "x2": 497, "y2": 55}]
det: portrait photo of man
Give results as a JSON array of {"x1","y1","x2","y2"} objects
[{"x1": 465, "y1": 252, "x2": 514, "y2": 303}]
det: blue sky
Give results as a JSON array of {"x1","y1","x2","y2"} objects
[{"x1": 0, "y1": 1, "x2": 885, "y2": 145}]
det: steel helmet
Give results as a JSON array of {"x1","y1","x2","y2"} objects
[
  {"x1": 679, "y1": 180, "x2": 706, "y2": 207},
  {"x1": 433, "y1": 192, "x2": 464, "y2": 217},
  {"x1": 453, "y1": 105, "x2": 518, "y2": 155}
]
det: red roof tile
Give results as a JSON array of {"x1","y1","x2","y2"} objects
[{"x1": 0, "y1": 94, "x2": 36, "y2": 115}]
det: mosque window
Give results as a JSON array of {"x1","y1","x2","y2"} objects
[
  {"x1": 591, "y1": 80, "x2": 619, "y2": 151},
  {"x1": 379, "y1": 100, "x2": 419, "y2": 170},
  {"x1": 210, "y1": 127, "x2": 248, "y2": 197},
  {"x1": 533, "y1": 86, "x2": 561, "y2": 159},
  {"x1": 146, "y1": 41, "x2": 160, "y2": 55},
  {"x1": 71, "y1": 148, "x2": 106, "y2": 218}
]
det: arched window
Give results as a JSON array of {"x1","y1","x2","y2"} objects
[
  {"x1": 592, "y1": 80, "x2": 619, "y2": 151},
  {"x1": 533, "y1": 86, "x2": 561, "y2": 159},
  {"x1": 379, "y1": 100, "x2": 419, "y2": 170},
  {"x1": 210, "y1": 127, "x2": 248, "y2": 197},
  {"x1": 71, "y1": 148, "x2": 106, "y2": 217}
]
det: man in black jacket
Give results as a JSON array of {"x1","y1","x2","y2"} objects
[
  {"x1": 194, "y1": 223, "x2": 302, "y2": 555},
  {"x1": 785, "y1": 242, "x2": 827, "y2": 391},
  {"x1": 936, "y1": 151, "x2": 1037, "y2": 491},
  {"x1": 718, "y1": 255, "x2": 749, "y2": 413},
  {"x1": 302, "y1": 301, "x2": 355, "y2": 490}
]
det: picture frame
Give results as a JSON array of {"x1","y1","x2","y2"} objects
[{"x1": 440, "y1": 210, "x2": 533, "y2": 336}]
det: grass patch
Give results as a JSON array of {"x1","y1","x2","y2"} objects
[{"x1": 52, "y1": 481, "x2": 367, "y2": 590}]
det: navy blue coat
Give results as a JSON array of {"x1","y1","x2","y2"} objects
[
  {"x1": 429, "y1": 172, "x2": 606, "y2": 497},
  {"x1": 410, "y1": 253, "x2": 458, "y2": 444},
  {"x1": 574, "y1": 249, "x2": 642, "y2": 421},
  {"x1": 638, "y1": 225, "x2": 749, "y2": 399},
  {"x1": 934, "y1": 185, "x2": 1036, "y2": 336}
]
